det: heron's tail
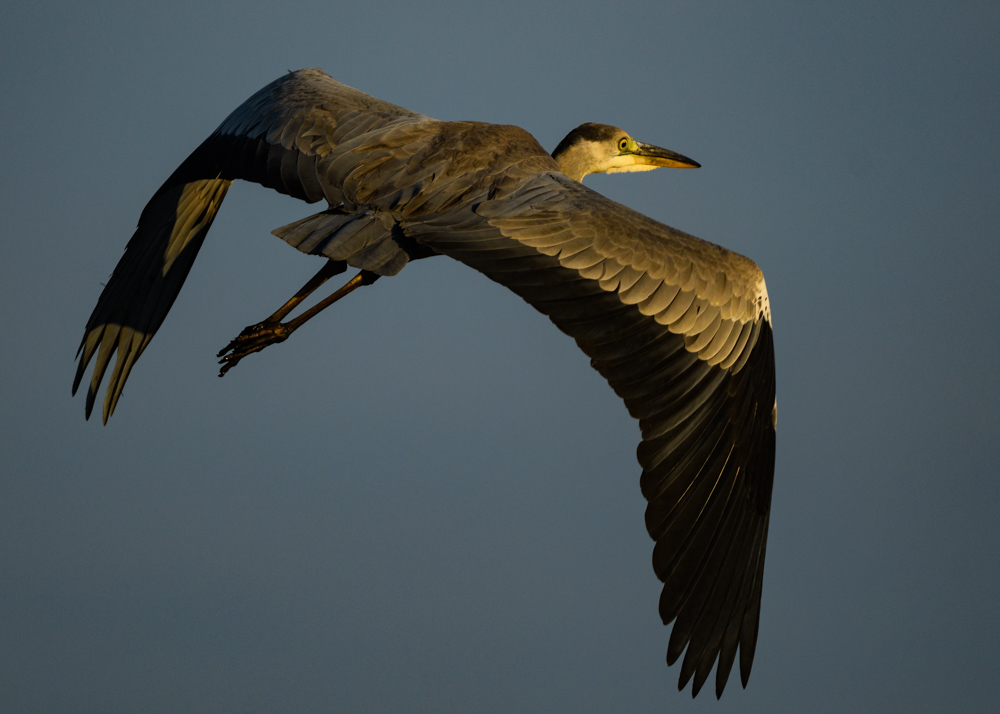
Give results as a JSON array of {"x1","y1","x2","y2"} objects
[
  {"x1": 73, "y1": 178, "x2": 232, "y2": 423},
  {"x1": 272, "y1": 207, "x2": 413, "y2": 276}
]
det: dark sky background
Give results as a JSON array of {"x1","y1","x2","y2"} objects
[{"x1": 3, "y1": 2, "x2": 998, "y2": 712}]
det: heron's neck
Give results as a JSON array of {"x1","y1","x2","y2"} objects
[{"x1": 552, "y1": 142, "x2": 605, "y2": 182}]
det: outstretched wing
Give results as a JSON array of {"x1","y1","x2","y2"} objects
[
  {"x1": 405, "y1": 173, "x2": 776, "y2": 698},
  {"x1": 73, "y1": 69, "x2": 428, "y2": 422}
]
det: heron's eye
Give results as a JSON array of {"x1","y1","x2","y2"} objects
[{"x1": 618, "y1": 138, "x2": 629, "y2": 151}]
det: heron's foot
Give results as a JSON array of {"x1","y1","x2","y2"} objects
[{"x1": 217, "y1": 320, "x2": 292, "y2": 376}]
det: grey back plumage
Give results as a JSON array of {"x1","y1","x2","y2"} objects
[{"x1": 73, "y1": 68, "x2": 776, "y2": 700}]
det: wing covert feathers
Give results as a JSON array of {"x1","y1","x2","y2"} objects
[
  {"x1": 412, "y1": 174, "x2": 776, "y2": 698},
  {"x1": 75, "y1": 68, "x2": 776, "y2": 699}
]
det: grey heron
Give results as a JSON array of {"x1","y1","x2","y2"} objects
[{"x1": 73, "y1": 68, "x2": 776, "y2": 699}]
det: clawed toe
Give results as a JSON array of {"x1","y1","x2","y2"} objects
[{"x1": 217, "y1": 321, "x2": 292, "y2": 376}]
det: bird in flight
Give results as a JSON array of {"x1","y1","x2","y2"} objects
[{"x1": 74, "y1": 68, "x2": 776, "y2": 699}]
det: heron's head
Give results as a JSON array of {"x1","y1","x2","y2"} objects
[{"x1": 551, "y1": 123, "x2": 700, "y2": 183}]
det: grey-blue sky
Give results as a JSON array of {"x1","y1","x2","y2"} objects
[{"x1": 2, "y1": 1, "x2": 998, "y2": 712}]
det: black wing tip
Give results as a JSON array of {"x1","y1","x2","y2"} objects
[
  {"x1": 671, "y1": 654, "x2": 743, "y2": 699},
  {"x1": 675, "y1": 665, "x2": 708, "y2": 699},
  {"x1": 72, "y1": 339, "x2": 89, "y2": 397},
  {"x1": 73, "y1": 349, "x2": 107, "y2": 424},
  {"x1": 740, "y1": 651, "x2": 755, "y2": 688},
  {"x1": 84, "y1": 386, "x2": 97, "y2": 421}
]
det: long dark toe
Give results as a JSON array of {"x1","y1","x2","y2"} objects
[{"x1": 217, "y1": 321, "x2": 291, "y2": 376}]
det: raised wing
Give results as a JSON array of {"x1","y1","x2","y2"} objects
[
  {"x1": 404, "y1": 173, "x2": 776, "y2": 698},
  {"x1": 74, "y1": 69, "x2": 432, "y2": 422}
]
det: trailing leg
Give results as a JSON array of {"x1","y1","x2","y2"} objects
[{"x1": 217, "y1": 266, "x2": 379, "y2": 376}]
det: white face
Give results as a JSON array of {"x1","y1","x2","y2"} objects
[{"x1": 594, "y1": 134, "x2": 658, "y2": 174}]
